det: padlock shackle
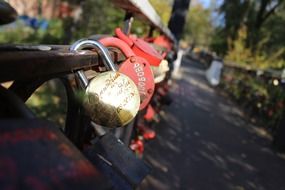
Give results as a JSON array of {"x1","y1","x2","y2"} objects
[
  {"x1": 76, "y1": 70, "x2": 89, "y2": 88},
  {"x1": 115, "y1": 28, "x2": 134, "y2": 47},
  {"x1": 99, "y1": 37, "x2": 135, "y2": 58},
  {"x1": 70, "y1": 39, "x2": 116, "y2": 72}
]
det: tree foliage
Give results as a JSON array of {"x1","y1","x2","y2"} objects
[
  {"x1": 225, "y1": 25, "x2": 285, "y2": 69},
  {"x1": 62, "y1": 0, "x2": 124, "y2": 43},
  {"x1": 183, "y1": 2, "x2": 213, "y2": 47},
  {"x1": 149, "y1": 0, "x2": 173, "y2": 25},
  {"x1": 211, "y1": 0, "x2": 285, "y2": 69},
  {"x1": 216, "y1": 0, "x2": 285, "y2": 51}
]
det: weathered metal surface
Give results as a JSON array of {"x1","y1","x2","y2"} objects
[
  {"x1": 0, "y1": 119, "x2": 112, "y2": 190},
  {"x1": 0, "y1": 45, "x2": 123, "y2": 83},
  {"x1": 111, "y1": 0, "x2": 176, "y2": 43},
  {"x1": 0, "y1": 47, "x2": 99, "y2": 82}
]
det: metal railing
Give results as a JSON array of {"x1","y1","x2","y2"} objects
[
  {"x1": 0, "y1": 45, "x2": 125, "y2": 83},
  {"x1": 111, "y1": 0, "x2": 176, "y2": 43}
]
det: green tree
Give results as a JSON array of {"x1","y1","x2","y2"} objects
[
  {"x1": 220, "y1": 0, "x2": 250, "y2": 42},
  {"x1": 219, "y1": 0, "x2": 285, "y2": 51},
  {"x1": 63, "y1": 0, "x2": 124, "y2": 42},
  {"x1": 260, "y1": 3, "x2": 285, "y2": 59},
  {"x1": 225, "y1": 24, "x2": 285, "y2": 69},
  {"x1": 79, "y1": 0, "x2": 124, "y2": 36},
  {"x1": 149, "y1": 0, "x2": 173, "y2": 25},
  {"x1": 212, "y1": 0, "x2": 285, "y2": 68},
  {"x1": 183, "y1": 2, "x2": 213, "y2": 47}
]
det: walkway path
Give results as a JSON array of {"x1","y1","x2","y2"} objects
[{"x1": 138, "y1": 57, "x2": 285, "y2": 190}]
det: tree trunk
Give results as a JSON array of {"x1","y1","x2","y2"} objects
[{"x1": 168, "y1": 0, "x2": 191, "y2": 42}]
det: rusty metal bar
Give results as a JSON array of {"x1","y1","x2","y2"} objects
[{"x1": 0, "y1": 45, "x2": 121, "y2": 83}]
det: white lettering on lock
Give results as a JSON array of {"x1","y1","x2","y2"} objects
[{"x1": 134, "y1": 63, "x2": 146, "y2": 95}]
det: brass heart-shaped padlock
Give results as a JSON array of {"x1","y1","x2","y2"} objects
[{"x1": 70, "y1": 39, "x2": 140, "y2": 128}]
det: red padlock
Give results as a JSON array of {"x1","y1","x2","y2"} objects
[
  {"x1": 145, "y1": 35, "x2": 173, "y2": 52},
  {"x1": 115, "y1": 28, "x2": 163, "y2": 67},
  {"x1": 99, "y1": 37, "x2": 155, "y2": 110},
  {"x1": 145, "y1": 35, "x2": 173, "y2": 59}
]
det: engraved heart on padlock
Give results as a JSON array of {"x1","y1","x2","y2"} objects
[{"x1": 70, "y1": 39, "x2": 140, "y2": 128}]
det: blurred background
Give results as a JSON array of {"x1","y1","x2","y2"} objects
[
  {"x1": 2, "y1": 0, "x2": 285, "y2": 68},
  {"x1": 2, "y1": 0, "x2": 284, "y2": 68},
  {"x1": 1, "y1": 0, "x2": 285, "y2": 148},
  {"x1": 1, "y1": 0, "x2": 285, "y2": 189},
  {"x1": 1, "y1": 0, "x2": 284, "y2": 139}
]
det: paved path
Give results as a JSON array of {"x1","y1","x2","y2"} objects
[{"x1": 138, "y1": 58, "x2": 285, "y2": 190}]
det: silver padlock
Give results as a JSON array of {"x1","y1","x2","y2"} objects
[{"x1": 70, "y1": 39, "x2": 140, "y2": 128}]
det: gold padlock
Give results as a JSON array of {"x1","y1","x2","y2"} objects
[{"x1": 70, "y1": 39, "x2": 140, "y2": 128}]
